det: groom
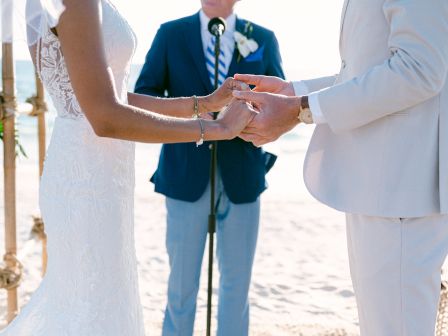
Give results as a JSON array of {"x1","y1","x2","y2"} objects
[
  {"x1": 233, "y1": 0, "x2": 448, "y2": 335},
  {"x1": 135, "y1": 0, "x2": 284, "y2": 335}
]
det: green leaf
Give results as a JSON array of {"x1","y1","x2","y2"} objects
[
  {"x1": 0, "y1": 120, "x2": 28, "y2": 158},
  {"x1": 18, "y1": 142, "x2": 28, "y2": 158}
]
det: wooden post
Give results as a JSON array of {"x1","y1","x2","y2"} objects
[
  {"x1": 2, "y1": 41, "x2": 19, "y2": 323},
  {"x1": 1, "y1": 0, "x2": 20, "y2": 322},
  {"x1": 30, "y1": 73, "x2": 48, "y2": 276},
  {"x1": 35, "y1": 76, "x2": 46, "y2": 177}
]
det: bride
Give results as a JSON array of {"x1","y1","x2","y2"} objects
[{"x1": 0, "y1": 0, "x2": 256, "y2": 334}]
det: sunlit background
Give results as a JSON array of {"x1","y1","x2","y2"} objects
[{"x1": 14, "y1": 0, "x2": 344, "y2": 80}]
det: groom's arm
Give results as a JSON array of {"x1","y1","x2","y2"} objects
[
  {"x1": 134, "y1": 26, "x2": 169, "y2": 97},
  {"x1": 293, "y1": 76, "x2": 337, "y2": 96},
  {"x1": 313, "y1": 0, "x2": 448, "y2": 134}
]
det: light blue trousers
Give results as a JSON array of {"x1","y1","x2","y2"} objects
[{"x1": 162, "y1": 176, "x2": 260, "y2": 336}]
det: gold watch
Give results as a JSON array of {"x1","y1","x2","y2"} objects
[{"x1": 298, "y1": 96, "x2": 313, "y2": 124}]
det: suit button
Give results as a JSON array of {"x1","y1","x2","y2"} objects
[{"x1": 342, "y1": 60, "x2": 347, "y2": 69}]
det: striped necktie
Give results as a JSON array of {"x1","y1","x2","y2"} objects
[{"x1": 205, "y1": 36, "x2": 228, "y2": 87}]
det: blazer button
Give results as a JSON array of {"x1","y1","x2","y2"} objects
[{"x1": 342, "y1": 60, "x2": 347, "y2": 69}]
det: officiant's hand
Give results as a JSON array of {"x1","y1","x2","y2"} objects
[
  {"x1": 233, "y1": 90, "x2": 301, "y2": 146},
  {"x1": 215, "y1": 99, "x2": 257, "y2": 139},
  {"x1": 201, "y1": 78, "x2": 250, "y2": 118},
  {"x1": 234, "y1": 74, "x2": 295, "y2": 96}
]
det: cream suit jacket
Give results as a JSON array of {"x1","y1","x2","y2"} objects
[{"x1": 297, "y1": 0, "x2": 448, "y2": 217}]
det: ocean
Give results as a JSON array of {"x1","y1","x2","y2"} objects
[{"x1": 6, "y1": 59, "x2": 311, "y2": 161}]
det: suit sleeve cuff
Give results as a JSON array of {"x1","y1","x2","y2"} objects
[{"x1": 308, "y1": 92, "x2": 327, "y2": 125}]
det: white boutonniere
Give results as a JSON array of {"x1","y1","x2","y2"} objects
[
  {"x1": 234, "y1": 31, "x2": 259, "y2": 59},
  {"x1": 234, "y1": 22, "x2": 258, "y2": 62}
]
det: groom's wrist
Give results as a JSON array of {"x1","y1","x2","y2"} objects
[
  {"x1": 297, "y1": 96, "x2": 314, "y2": 124},
  {"x1": 287, "y1": 96, "x2": 303, "y2": 125},
  {"x1": 282, "y1": 81, "x2": 296, "y2": 96}
]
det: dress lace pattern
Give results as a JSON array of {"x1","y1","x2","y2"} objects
[
  {"x1": 0, "y1": 1, "x2": 144, "y2": 335},
  {"x1": 38, "y1": 32, "x2": 84, "y2": 119}
]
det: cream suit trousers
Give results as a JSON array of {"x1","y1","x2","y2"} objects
[{"x1": 346, "y1": 213, "x2": 448, "y2": 336}]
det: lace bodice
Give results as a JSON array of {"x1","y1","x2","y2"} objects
[{"x1": 37, "y1": 0, "x2": 136, "y2": 120}]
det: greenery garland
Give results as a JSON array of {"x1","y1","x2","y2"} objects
[{"x1": 0, "y1": 120, "x2": 27, "y2": 158}]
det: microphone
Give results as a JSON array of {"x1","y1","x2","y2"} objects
[{"x1": 208, "y1": 17, "x2": 227, "y2": 37}]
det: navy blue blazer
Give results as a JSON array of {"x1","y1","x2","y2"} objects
[{"x1": 135, "y1": 13, "x2": 285, "y2": 204}]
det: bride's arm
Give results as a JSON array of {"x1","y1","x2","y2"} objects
[
  {"x1": 128, "y1": 94, "x2": 206, "y2": 119},
  {"x1": 127, "y1": 77, "x2": 245, "y2": 118},
  {"x1": 55, "y1": 0, "x2": 254, "y2": 143}
]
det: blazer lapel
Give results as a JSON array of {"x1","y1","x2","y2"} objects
[
  {"x1": 184, "y1": 13, "x2": 214, "y2": 93},
  {"x1": 227, "y1": 18, "x2": 245, "y2": 77}
]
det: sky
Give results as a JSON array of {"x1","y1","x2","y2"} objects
[{"x1": 9, "y1": 0, "x2": 344, "y2": 80}]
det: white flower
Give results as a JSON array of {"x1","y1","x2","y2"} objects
[{"x1": 234, "y1": 31, "x2": 259, "y2": 58}]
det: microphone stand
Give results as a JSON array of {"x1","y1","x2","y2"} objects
[{"x1": 206, "y1": 31, "x2": 221, "y2": 336}]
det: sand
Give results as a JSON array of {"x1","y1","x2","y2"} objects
[{"x1": 0, "y1": 123, "x2": 359, "y2": 335}]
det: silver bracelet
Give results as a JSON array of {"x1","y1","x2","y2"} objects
[{"x1": 196, "y1": 118, "x2": 205, "y2": 147}]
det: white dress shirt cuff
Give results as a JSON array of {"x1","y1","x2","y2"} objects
[
  {"x1": 308, "y1": 92, "x2": 327, "y2": 125},
  {"x1": 292, "y1": 81, "x2": 309, "y2": 96}
]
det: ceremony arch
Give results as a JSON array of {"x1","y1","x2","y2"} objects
[{"x1": 0, "y1": 0, "x2": 47, "y2": 323}]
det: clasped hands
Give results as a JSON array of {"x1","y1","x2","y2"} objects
[{"x1": 210, "y1": 75, "x2": 303, "y2": 146}]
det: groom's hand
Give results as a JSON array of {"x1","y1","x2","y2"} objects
[
  {"x1": 234, "y1": 74, "x2": 295, "y2": 96},
  {"x1": 233, "y1": 90, "x2": 301, "y2": 147}
]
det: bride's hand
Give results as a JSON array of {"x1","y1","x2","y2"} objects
[
  {"x1": 215, "y1": 99, "x2": 257, "y2": 139},
  {"x1": 201, "y1": 77, "x2": 250, "y2": 113}
]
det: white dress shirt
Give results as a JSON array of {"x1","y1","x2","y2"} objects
[{"x1": 199, "y1": 10, "x2": 236, "y2": 74}]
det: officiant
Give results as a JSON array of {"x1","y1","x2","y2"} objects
[{"x1": 134, "y1": 0, "x2": 284, "y2": 335}]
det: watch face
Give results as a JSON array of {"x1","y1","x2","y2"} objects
[{"x1": 300, "y1": 109, "x2": 313, "y2": 124}]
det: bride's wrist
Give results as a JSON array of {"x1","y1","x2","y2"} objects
[
  {"x1": 202, "y1": 119, "x2": 230, "y2": 141},
  {"x1": 197, "y1": 95, "x2": 213, "y2": 115}
]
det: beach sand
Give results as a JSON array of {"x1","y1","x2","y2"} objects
[{"x1": 0, "y1": 123, "x2": 359, "y2": 335}]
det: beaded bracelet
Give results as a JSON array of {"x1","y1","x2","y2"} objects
[{"x1": 192, "y1": 95, "x2": 200, "y2": 119}]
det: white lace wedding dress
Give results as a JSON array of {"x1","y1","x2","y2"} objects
[{"x1": 1, "y1": 1, "x2": 145, "y2": 335}]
